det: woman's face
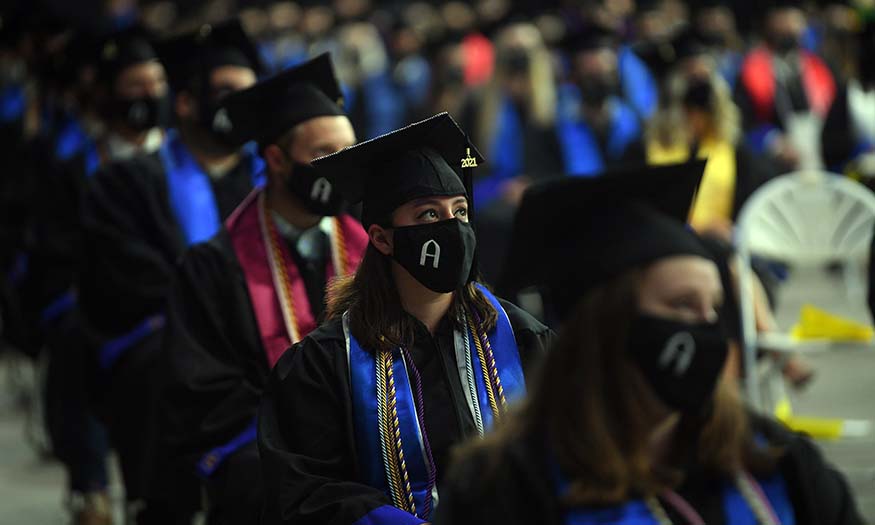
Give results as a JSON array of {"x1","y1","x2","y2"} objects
[
  {"x1": 637, "y1": 255, "x2": 722, "y2": 324},
  {"x1": 391, "y1": 195, "x2": 469, "y2": 227}
]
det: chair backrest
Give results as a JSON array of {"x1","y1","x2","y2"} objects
[
  {"x1": 735, "y1": 170, "x2": 875, "y2": 264},
  {"x1": 734, "y1": 170, "x2": 875, "y2": 412}
]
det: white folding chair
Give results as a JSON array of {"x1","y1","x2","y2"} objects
[{"x1": 734, "y1": 170, "x2": 875, "y2": 416}]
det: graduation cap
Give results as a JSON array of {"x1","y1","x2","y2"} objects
[
  {"x1": 156, "y1": 18, "x2": 264, "y2": 93},
  {"x1": 500, "y1": 161, "x2": 710, "y2": 320},
  {"x1": 312, "y1": 112, "x2": 484, "y2": 228},
  {"x1": 764, "y1": 0, "x2": 805, "y2": 10},
  {"x1": 672, "y1": 27, "x2": 711, "y2": 61},
  {"x1": 96, "y1": 25, "x2": 160, "y2": 86},
  {"x1": 561, "y1": 24, "x2": 619, "y2": 55},
  {"x1": 221, "y1": 53, "x2": 345, "y2": 148}
]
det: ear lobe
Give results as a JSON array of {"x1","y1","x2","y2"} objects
[
  {"x1": 264, "y1": 144, "x2": 287, "y2": 174},
  {"x1": 175, "y1": 92, "x2": 192, "y2": 120},
  {"x1": 368, "y1": 224, "x2": 393, "y2": 256}
]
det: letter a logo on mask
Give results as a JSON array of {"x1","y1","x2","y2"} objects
[
  {"x1": 310, "y1": 177, "x2": 332, "y2": 204},
  {"x1": 212, "y1": 108, "x2": 233, "y2": 133},
  {"x1": 129, "y1": 101, "x2": 147, "y2": 125},
  {"x1": 658, "y1": 332, "x2": 696, "y2": 376},
  {"x1": 419, "y1": 239, "x2": 441, "y2": 268}
]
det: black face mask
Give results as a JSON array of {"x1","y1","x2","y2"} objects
[
  {"x1": 113, "y1": 94, "x2": 170, "y2": 131},
  {"x1": 578, "y1": 75, "x2": 618, "y2": 107},
  {"x1": 770, "y1": 33, "x2": 800, "y2": 55},
  {"x1": 683, "y1": 78, "x2": 714, "y2": 111},
  {"x1": 199, "y1": 98, "x2": 238, "y2": 150},
  {"x1": 699, "y1": 30, "x2": 727, "y2": 48},
  {"x1": 626, "y1": 314, "x2": 729, "y2": 414},
  {"x1": 284, "y1": 159, "x2": 346, "y2": 216},
  {"x1": 391, "y1": 219, "x2": 476, "y2": 293}
]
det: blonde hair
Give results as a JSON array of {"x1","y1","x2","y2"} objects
[
  {"x1": 647, "y1": 62, "x2": 740, "y2": 149},
  {"x1": 476, "y1": 23, "x2": 557, "y2": 150}
]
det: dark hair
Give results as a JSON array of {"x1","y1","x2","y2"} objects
[
  {"x1": 467, "y1": 269, "x2": 777, "y2": 505},
  {"x1": 326, "y1": 244, "x2": 497, "y2": 352}
]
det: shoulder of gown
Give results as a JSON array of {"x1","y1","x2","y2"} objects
[
  {"x1": 497, "y1": 296, "x2": 554, "y2": 373},
  {"x1": 752, "y1": 414, "x2": 865, "y2": 525}
]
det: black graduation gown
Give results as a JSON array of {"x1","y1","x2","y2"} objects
[
  {"x1": 153, "y1": 228, "x2": 328, "y2": 523},
  {"x1": 434, "y1": 415, "x2": 864, "y2": 525},
  {"x1": 821, "y1": 85, "x2": 858, "y2": 172},
  {"x1": 258, "y1": 303, "x2": 554, "y2": 525},
  {"x1": 78, "y1": 149, "x2": 257, "y2": 504},
  {"x1": 79, "y1": 151, "x2": 256, "y2": 342},
  {"x1": 25, "y1": 148, "x2": 110, "y2": 473}
]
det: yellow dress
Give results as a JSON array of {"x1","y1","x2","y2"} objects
[{"x1": 646, "y1": 138, "x2": 737, "y2": 232}]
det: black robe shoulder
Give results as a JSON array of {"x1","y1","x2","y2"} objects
[
  {"x1": 258, "y1": 299, "x2": 553, "y2": 525},
  {"x1": 434, "y1": 415, "x2": 864, "y2": 525},
  {"x1": 156, "y1": 229, "x2": 268, "y2": 467},
  {"x1": 79, "y1": 151, "x2": 256, "y2": 338}
]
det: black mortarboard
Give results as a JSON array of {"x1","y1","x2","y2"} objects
[
  {"x1": 96, "y1": 26, "x2": 160, "y2": 86},
  {"x1": 764, "y1": 0, "x2": 806, "y2": 12},
  {"x1": 500, "y1": 161, "x2": 710, "y2": 320},
  {"x1": 672, "y1": 27, "x2": 711, "y2": 61},
  {"x1": 312, "y1": 113, "x2": 484, "y2": 228},
  {"x1": 221, "y1": 53, "x2": 345, "y2": 148},
  {"x1": 561, "y1": 24, "x2": 619, "y2": 55},
  {"x1": 156, "y1": 18, "x2": 264, "y2": 93}
]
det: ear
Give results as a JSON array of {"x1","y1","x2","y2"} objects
[
  {"x1": 368, "y1": 224, "x2": 393, "y2": 256},
  {"x1": 263, "y1": 144, "x2": 289, "y2": 177},
  {"x1": 175, "y1": 91, "x2": 194, "y2": 120}
]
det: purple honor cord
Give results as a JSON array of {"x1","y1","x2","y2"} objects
[{"x1": 399, "y1": 346, "x2": 438, "y2": 519}]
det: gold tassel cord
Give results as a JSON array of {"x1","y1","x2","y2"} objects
[{"x1": 467, "y1": 316, "x2": 501, "y2": 419}]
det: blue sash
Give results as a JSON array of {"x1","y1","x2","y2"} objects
[
  {"x1": 82, "y1": 142, "x2": 100, "y2": 178},
  {"x1": 724, "y1": 473, "x2": 795, "y2": 525},
  {"x1": 618, "y1": 46, "x2": 658, "y2": 120},
  {"x1": 0, "y1": 84, "x2": 25, "y2": 123},
  {"x1": 347, "y1": 284, "x2": 525, "y2": 520},
  {"x1": 98, "y1": 314, "x2": 165, "y2": 370},
  {"x1": 196, "y1": 419, "x2": 258, "y2": 478},
  {"x1": 40, "y1": 289, "x2": 77, "y2": 326},
  {"x1": 160, "y1": 130, "x2": 264, "y2": 246},
  {"x1": 473, "y1": 98, "x2": 524, "y2": 209},
  {"x1": 557, "y1": 89, "x2": 640, "y2": 177},
  {"x1": 54, "y1": 117, "x2": 91, "y2": 162},
  {"x1": 556, "y1": 470, "x2": 795, "y2": 525}
]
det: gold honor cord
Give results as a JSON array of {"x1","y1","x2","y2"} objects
[
  {"x1": 375, "y1": 317, "x2": 503, "y2": 518},
  {"x1": 259, "y1": 193, "x2": 352, "y2": 346},
  {"x1": 467, "y1": 316, "x2": 504, "y2": 419},
  {"x1": 376, "y1": 350, "x2": 405, "y2": 508}
]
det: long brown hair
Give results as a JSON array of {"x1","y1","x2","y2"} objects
[
  {"x1": 326, "y1": 244, "x2": 498, "y2": 353},
  {"x1": 473, "y1": 270, "x2": 776, "y2": 505}
]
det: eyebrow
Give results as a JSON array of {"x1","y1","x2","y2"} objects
[{"x1": 410, "y1": 197, "x2": 468, "y2": 208}]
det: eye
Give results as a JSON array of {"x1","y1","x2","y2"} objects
[
  {"x1": 454, "y1": 206, "x2": 468, "y2": 219},
  {"x1": 416, "y1": 209, "x2": 439, "y2": 221}
]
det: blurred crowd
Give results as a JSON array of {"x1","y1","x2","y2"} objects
[{"x1": 5, "y1": 0, "x2": 875, "y2": 281}]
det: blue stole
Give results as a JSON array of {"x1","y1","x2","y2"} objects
[
  {"x1": 618, "y1": 46, "x2": 658, "y2": 120},
  {"x1": 346, "y1": 284, "x2": 526, "y2": 520},
  {"x1": 474, "y1": 97, "x2": 525, "y2": 209},
  {"x1": 196, "y1": 419, "x2": 258, "y2": 478},
  {"x1": 557, "y1": 87, "x2": 641, "y2": 177},
  {"x1": 54, "y1": 116, "x2": 92, "y2": 162},
  {"x1": 556, "y1": 471, "x2": 796, "y2": 525},
  {"x1": 0, "y1": 84, "x2": 25, "y2": 123},
  {"x1": 159, "y1": 130, "x2": 264, "y2": 246}
]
